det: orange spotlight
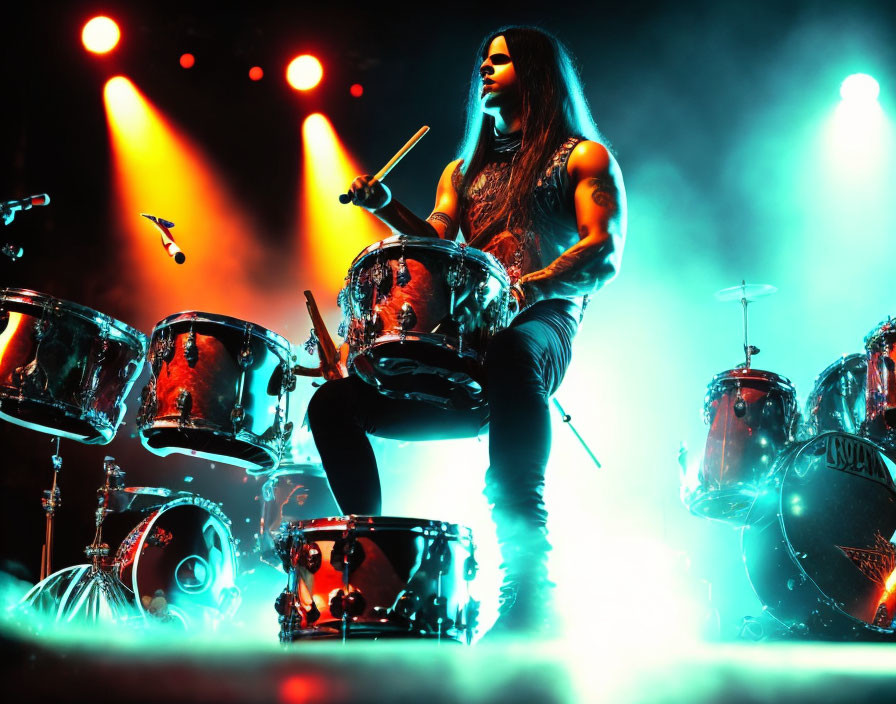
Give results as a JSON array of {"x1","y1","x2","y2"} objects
[
  {"x1": 249, "y1": 66, "x2": 264, "y2": 81},
  {"x1": 349, "y1": 83, "x2": 364, "y2": 98},
  {"x1": 179, "y1": 53, "x2": 195, "y2": 69},
  {"x1": 82, "y1": 16, "x2": 120, "y2": 54},
  {"x1": 286, "y1": 55, "x2": 323, "y2": 91},
  {"x1": 298, "y1": 113, "x2": 390, "y2": 303},
  {"x1": 102, "y1": 76, "x2": 286, "y2": 332}
]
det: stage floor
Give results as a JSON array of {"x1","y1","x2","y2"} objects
[{"x1": 5, "y1": 624, "x2": 896, "y2": 703}]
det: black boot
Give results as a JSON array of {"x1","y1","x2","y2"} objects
[{"x1": 483, "y1": 504, "x2": 556, "y2": 640}]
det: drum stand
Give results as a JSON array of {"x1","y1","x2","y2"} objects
[
  {"x1": 67, "y1": 456, "x2": 134, "y2": 621},
  {"x1": 23, "y1": 457, "x2": 136, "y2": 623},
  {"x1": 738, "y1": 280, "x2": 761, "y2": 370},
  {"x1": 39, "y1": 437, "x2": 63, "y2": 582}
]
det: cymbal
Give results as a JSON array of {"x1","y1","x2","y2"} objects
[{"x1": 714, "y1": 283, "x2": 778, "y2": 302}]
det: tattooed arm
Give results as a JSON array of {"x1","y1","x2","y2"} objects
[
  {"x1": 518, "y1": 141, "x2": 626, "y2": 303},
  {"x1": 348, "y1": 160, "x2": 461, "y2": 240}
]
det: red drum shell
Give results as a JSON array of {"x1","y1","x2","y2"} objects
[
  {"x1": 686, "y1": 367, "x2": 796, "y2": 522},
  {"x1": 276, "y1": 516, "x2": 476, "y2": 642},
  {"x1": 865, "y1": 317, "x2": 896, "y2": 450},
  {"x1": 137, "y1": 311, "x2": 292, "y2": 473},
  {"x1": 341, "y1": 236, "x2": 511, "y2": 410}
]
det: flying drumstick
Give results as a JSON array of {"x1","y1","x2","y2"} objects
[{"x1": 338, "y1": 125, "x2": 430, "y2": 204}]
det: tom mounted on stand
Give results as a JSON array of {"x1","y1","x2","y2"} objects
[{"x1": 682, "y1": 281, "x2": 795, "y2": 522}]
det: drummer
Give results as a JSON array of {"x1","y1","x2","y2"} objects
[{"x1": 307, "y1": 25, "x2": 626, "y2": 638}]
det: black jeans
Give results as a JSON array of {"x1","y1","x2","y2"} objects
[{"x1": 306, "y1": 298, "x2": 580, "y2": 535}]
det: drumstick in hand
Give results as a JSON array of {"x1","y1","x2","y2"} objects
[{"x1": 338, "y1": 125, "x2": 430, "y2": 204}]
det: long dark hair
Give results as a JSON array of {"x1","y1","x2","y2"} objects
[{"x1": 457, "y1": 26, "x2": 605, "y2": 236}]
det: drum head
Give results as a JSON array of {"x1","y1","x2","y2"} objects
[
  {"x1": 115, "y1": 496, "x2": 239, "y2": 620},
  {"x1": 744, "y1": 432, "x2": 896, "y2": 635}
]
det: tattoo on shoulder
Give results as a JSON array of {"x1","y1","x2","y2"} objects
[
  {"x1": 427, "y1": 212, "x2": 453, "y2": 229},
  {"x1": 586, "y1": 176, "x2": 617, "y2": 209}
]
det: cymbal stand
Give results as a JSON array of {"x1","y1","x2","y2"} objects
[
  {"x1": 85, "y1": 457, "x2": 126, "y2": 572},
  {"x1": 39, "y1": 436, "x2": 63, "y2": 582},
  {"x1": 739, "y1": 280, "x2": 760, "y2": 369}
]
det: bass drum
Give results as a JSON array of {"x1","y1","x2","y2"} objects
[
  {"x1": 21, "y1": 489, "x2": 240, "y2": 627},
  {"x1": 0, "y1": 288, "x2": 147, "y2": 443},
  {"x1": 803, "y1": 353, "x2": 866, "y2": 437},
  {"x1": 114, "y1": 493, "x2": 240, "y2": 623},
  {"x1": 743, "y1": 431, "x2": 896, "y2": 638}
]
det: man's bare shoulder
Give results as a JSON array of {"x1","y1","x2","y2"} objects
[{"x1": 566, "y1": 140, "x2": 612, "y2": 182}]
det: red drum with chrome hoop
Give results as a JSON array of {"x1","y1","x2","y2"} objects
[
  {"x1": 0, "y1": 288, "x2": 147, "y2": 444},
  {"x1": 865, "y1": 316, "x2": 896, "y2": 451},
  {"x1": 339, "y1": 235, "x2": 512, "y2": 410},
  {"x1": 137, "y1": 311, "x2": 294, "y2": 473},
  {"x1": 683, "y1": 367, "x2": 797, "y2": 522}
]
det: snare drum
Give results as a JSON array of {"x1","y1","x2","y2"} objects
[
  {"x1": 865, "y1": 317, "x2": 896, "y2": 450},
  {"x1": 804, "y1": 353, "x2": 867, "y2": 437},
  {"x1": 0, "y1": 288, "x2": 147, "y2": 443},
  {"x1": 339, "y1": 236, "x2": 512, "y2": 409},
  {"x1": 274, "y1": 516, "x2": 478, "y2": 643},
  {"x1": 684, "y1": 367, "x2": 797, "y2": 522},
  {"x1": 137, "y1": 312, "x2": 294, "y2": 473}
]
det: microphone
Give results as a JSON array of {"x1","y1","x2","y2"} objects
[
  {"x1": 1, "y1": 193, "x2": 50, "y2": 225},
  {"x1": 140, "y1": 213, "x2": 186, "y2": 264}
]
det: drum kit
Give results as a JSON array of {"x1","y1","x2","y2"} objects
[
  {"x1": 3, "y1": 230, "x2": 511, "y2": 642},
  {"x1": 682, "y1": 281, "x2": 896, "y2": 640}
]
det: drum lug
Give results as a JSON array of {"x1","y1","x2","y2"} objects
[
  {"x1": 393, "y1": 589, "x2": 421, "y2": 622},
  {"x1": 32, "y1": 318, "x2": 51, "y2": 342},
  {"x1": 371, "y1": 257, "x2": 392, "y2": 293},
  {"x1": 447, "y1": 260, "x2": 467, "y2": 290},
  {"x1": 231, "y1": 403, "x2": 245, "y2": 430},
  {"x1": 397, "y1": 255, "x2": 411, "y2": 286},
  {"x1": 337, "y1": 319, "x2": 347, "y2": 339},
  {"x1": 330, "y1": 588, "x2": 366, "y2": 619},
  {"x1": 398, "y1": 303, "x2": 417, "y2": 339},
  {"x1": 13, "y1": 359, "x2": 48, "y2": 396},
  {"x1": 428, "y1": 534, "x2": 452, "y2": 576},
  {"x1": 136, "y1": 382, "x2": 157, "y2": 428},
  {"x1": 238, "y1": 326, "x2": 254, "y2": 369},
  {"x1": 175, "y1": 388, "x2": 192, "y2": 423},
  {"x1": 297, "y1": 541, "x2": 322, "y2": 573},
  {"x1": 330, "y1": 533, "x2": 365, "y2": 573},
  {"x1": 463, "y1": 554, "x2": 478, "y2": 581},
  {"x1": 282, "y1": 363, "x2": 297, "y2": 393},
  {"x1": 183, "y1": 330, "x2": 199, "y2": 366}
]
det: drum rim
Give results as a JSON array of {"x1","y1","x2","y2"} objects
[
  {"x1": 709, "y1": 367, "x2": 795, "y2": 388},
  {"x1": 285, "y1": 514, "x2": 472, "y2": 538},
  {"x1": 349, "y1": 235, "x2": 511, "y2": 285},
  {"x1": 1, "y1": 287, "x2": 148, "y2": 352},
  {"x1": 151, "y1": 310, "x2": 291, "y2": 353}
]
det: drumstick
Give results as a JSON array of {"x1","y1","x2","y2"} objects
[{"x1": 338, "y1": 125, "x2": 430, "y2": 204}]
